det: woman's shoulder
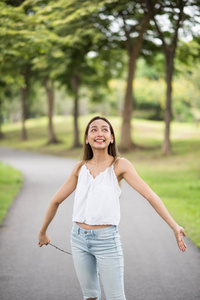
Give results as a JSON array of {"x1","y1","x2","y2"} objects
[
  {"x1": 114, "y1": 156, "x2": 131, "y2": 166},
  {"x1": 72, "y1": 160, "x2": 86, "y2": 177},
  {"x1": 114, "y1": 157, "x2": 133, "y2": 175}
]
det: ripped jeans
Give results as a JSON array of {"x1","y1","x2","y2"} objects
[{"x1": 70, "y1": 222, "x2": 126, "y2": 300}]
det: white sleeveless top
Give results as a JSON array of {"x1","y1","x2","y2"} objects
[{"x1": 72, "y1": 159, "x2": 122, "y2": 226}]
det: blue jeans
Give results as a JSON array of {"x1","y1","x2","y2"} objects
[{"x1": 70, "y1": 222, "x2": 126, "y2": 300}]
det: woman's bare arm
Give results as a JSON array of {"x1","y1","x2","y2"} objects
[
  {"x1": 38, "y1": 161, "x2": 83, "y2": 247},
  {"x1": 117, "y1": 158, "x2": 187, "y2": 252}
]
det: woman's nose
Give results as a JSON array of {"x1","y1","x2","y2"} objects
[{"x1": 96, "y1": 130, "x2": 103, "y2": 136}]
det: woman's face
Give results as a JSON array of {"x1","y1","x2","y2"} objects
[{"x1": 86, "y1": 119, "x2": 114, "y2": 150}]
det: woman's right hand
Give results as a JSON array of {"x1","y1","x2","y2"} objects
[
  {"x1": 173, "y1": 225, "x2": 187, "y2": 252},
  {"x1": 38, "y1": 232, "x2": 50, "y2": 247}
]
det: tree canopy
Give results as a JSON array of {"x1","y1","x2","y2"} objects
[{"x1": 0, "y1": 0, "x2": 199, "y2": 152}]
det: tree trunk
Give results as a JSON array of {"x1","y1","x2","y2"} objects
[
  {"x1": 162, "y1": 51, "x2": 174, "y2": 155},
  {"x1": 71, "y1": 72, "x2": 81, "y2": 148},
  {"x1": 20, "y1": 68, "x2": 31, "y2": 141},
  {"x1": 119, "y1": 14, "x2": 150, "y2": 151},
  {"x1": 145, "y1": 0, "x2": 185, "y2": 156},
  {"x1": 119, "y1": 50, "x2": 136, "y2": 151},
  {"x1": 20, "y1": 85, "x2": 27, "y2": 141},
  {"x1": 43, "y1": 76, "x2": 58, "y2": 144}
]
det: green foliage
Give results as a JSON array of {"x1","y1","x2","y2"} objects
[
  {"x1": 177, "y1": 40, "x2": 200, "y2": 67},
  {"x1": 0, "y1": 162, "x2": 23, "y2": 224},
  {"x1": 133, "y1": 53, "x2": 200, "y2": 122},
  {"x1": 134, "y1": 77, "x2": 165, "y2": 119},
  {"x1": 0, "y1": 0, "x2": 200, "y2": 126},
  {"x1": 136, "y1": 56, "x2": 165, "y2": 80}
]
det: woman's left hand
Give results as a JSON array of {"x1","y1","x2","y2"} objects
[
  {"x1": 173, "y1": 225, "x2": 187, "y2": 252},
  {"x1": 38, "y1": 232, "x2": 50, "y2": 247}
]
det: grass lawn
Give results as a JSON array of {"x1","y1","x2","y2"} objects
[
  {"x1": 0, "y1": 115, "x2": 200, "y2": 247},
  {"x1": 0, "y1": 162, "x2": 23, "y2": 224}
]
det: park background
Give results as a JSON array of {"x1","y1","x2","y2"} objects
[{"x1": 0, "y1": 0, "x2": 199, "y2": 248}]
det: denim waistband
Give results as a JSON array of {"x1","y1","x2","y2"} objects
[{"x1": 72, "y1": 222, "x2": 118, "y2": 236}]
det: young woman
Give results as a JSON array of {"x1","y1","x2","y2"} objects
[{"x1": 38, "y1": 116, "x2": 187, "y2": 300}]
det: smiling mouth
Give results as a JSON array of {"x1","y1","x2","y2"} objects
[{"x1": 94, "y1": 139, "x2": 105, "y2": 142}]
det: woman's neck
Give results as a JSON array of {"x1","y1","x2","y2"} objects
[{"x1": 90, "y1": 151, "x2": 113, "y2": 166}]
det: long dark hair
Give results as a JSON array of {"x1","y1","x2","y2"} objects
[{"x1": 82, "y1": 116, "x2": 118, "y2": 161}]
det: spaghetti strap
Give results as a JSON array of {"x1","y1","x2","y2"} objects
[
  {"x1": 113, "y1": 157, "x2": 120, "y2": 165},
  {"x1": 111, "y1": 157, "x2": 120, "y2": 171}
]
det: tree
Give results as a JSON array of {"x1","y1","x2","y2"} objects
[
  {"x1": 0, "y1": 0, "x2": 61, "y2": 142},
  {"x1": 0, "y1": 79, "x2": 6, "y2": 138},
  {"x1": 95, "y1": 0, "x2": 152, "y2": 151},
  {"x1": 19, "y1": 0, "x2": 62, "y2": 143},
  {"x1": 176, "y1": 38, "x2": 200, "y2": 121},
  {"x1": 49, "y1": 0, "x2": 124, "y2": 148},
  {"x1": 0, "y1": 1, "x2": 31, "y2": 140},
  {"x1": 42, "y1": 76, "x2": 59, "y2": 144},
  {"x1": 0, "y1": 2, "x2": 35, "y2": 140},
  {"x1": 25, "y1": 0, "x2": 123, "y2": 147},
  {"x1": 146, "y1": 0, "x2": 200, "y2": 155},
  {"x1": 20, "y1": 65, "x2": 31, "y2": 140}
]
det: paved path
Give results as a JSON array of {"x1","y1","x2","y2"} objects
[{"x1": 0, "y1": 147, "x2": 199, "y2": 300}]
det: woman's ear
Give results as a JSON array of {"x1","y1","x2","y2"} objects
[{"x1": 111, "y1": 134, "x2": 114, "y2": 144}]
